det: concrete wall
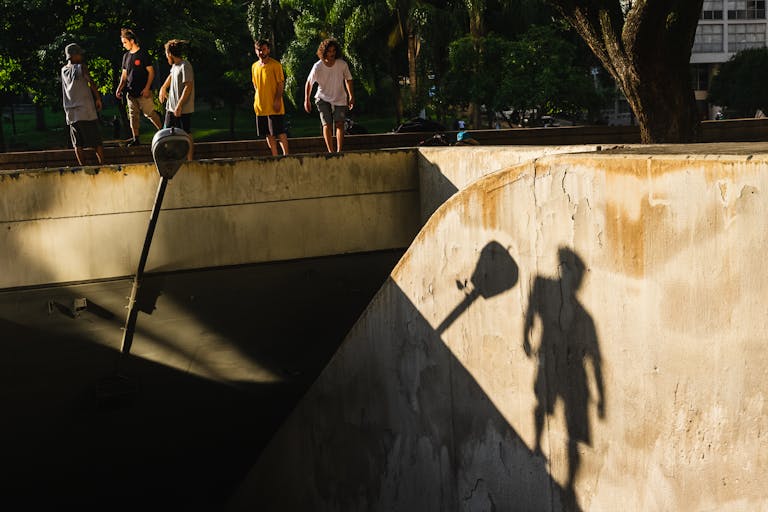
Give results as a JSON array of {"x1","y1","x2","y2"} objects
[
  {"x1": 417, "y1": 145, "x2": 600, "y2": 222},
  {"x1": 0, "y1": 151, "x2": 419, "y2": 289},
  {"x1": 231, "y1": 148, "x2": 768, "y2": 511}
]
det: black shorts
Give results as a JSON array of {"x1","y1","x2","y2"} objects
[
  {"x1": 164, "y1": 112, "x2": 192, "y2": 133},
  {"x1": 256, "y1": 115, "x2": 286, "y2": 138},
  {"x1": 69, "y1": 120, "x2": 103, "y2": 148}
]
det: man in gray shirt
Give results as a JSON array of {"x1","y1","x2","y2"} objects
[{"x1": 61, "y1": 43, "x2": 103, "y2": 165}]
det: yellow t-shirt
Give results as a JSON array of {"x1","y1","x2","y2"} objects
[{"x1": 252, "y1": 58, "x2": 285, "y2": 116}]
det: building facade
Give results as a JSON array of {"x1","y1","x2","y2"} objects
[{"x1": 692, "y1": 1, "x2": 767, "y2": 118}]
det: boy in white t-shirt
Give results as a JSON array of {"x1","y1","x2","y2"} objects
[{"x1": 304, "y1": 38, "x2": 354, "y2": 153}]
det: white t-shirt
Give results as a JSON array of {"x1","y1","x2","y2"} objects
[
  {"x1": 167, "y1": 60, "x2": 195, "y2": 114},
  {"x1": 307, "y1": 59, "x2": 352, "y2": 106}
]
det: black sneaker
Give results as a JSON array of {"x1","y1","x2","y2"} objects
[{"x1": 126, "y1": 138, "x2": 141, "y2": 147}]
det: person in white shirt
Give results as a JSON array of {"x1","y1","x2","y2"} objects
[
  {"x1": 159, "y1": 39, "x2": 194, "y2": 160},
  {"x1": 304, "y1": 38, "x2": 354, "y2": 153}
]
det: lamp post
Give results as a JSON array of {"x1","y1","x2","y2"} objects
[
  {"x1": 119, "y1": 127, "x2": 191, "y2": 356},
  {"x1": 99, "y1": 127, "x2": 191, "y2": 404}
]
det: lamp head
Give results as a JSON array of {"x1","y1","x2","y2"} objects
[{"x1": 151, "y1": 127, "x2": 190, "y2": 179}]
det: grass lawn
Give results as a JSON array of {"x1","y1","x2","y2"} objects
[{"x1": 1, "y1": 101, "x2": 397, "y2": 152}]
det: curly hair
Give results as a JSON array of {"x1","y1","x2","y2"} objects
[
  {"x1": 165, "y1": 39, "x2": 190, "y2": 58},
  {"x1": 316, "y1": 38, "x2": 342, "y2": 60}
]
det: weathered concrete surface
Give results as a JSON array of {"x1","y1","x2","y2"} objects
[
  {"x1": 231, "y1": 147, "x2": 768, "y2": 511},
  {"x1": 417, "y1": 145, "x2": 600, "y2": 222},
  {"x1": 0, "y1": 151, "x2": 419, "y2": 289},
  {"x1": 0, "y1": 146, "x2": 604, "y2": 290},
  {"x1": 0, "y1": 251, "x2": 402, "y2": 510}
]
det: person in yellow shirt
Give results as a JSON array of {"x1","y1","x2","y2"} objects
[{"x1": 252, "y1": 39, "x2": 289, "y2": 156}]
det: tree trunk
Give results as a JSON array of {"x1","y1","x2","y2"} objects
[
  {"x1": 229, "y1": 102, "x2": 236, "y2": 136},
  {"x1": 0, "y1": 99, "x2": 6, "y2": 153},
  {"x1": 407, "y1": 32, "x2": 419, "y2": 114},
  {"x1": 548, "y1": 0, "x2": 703, "y2": 143}
]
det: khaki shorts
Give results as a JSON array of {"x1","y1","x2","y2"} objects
[{"x1": 126, "y1": 93, "x2": 157, "y2": 130}]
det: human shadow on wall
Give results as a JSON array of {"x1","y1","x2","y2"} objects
[
  {"x1": 522, "y1": 247, "x2": 605, "y2": 508},
  {"x1": 231, "y1": 242, "x2": 586, "y2": 511}
]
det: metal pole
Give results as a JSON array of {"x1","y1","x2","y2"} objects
[{"x1": 119, "y1": 176, "x2": 169, "y2": 356}]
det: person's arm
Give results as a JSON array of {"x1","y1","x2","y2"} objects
[
  {"x1": 158, "y1": 74, "x2": 172, "y2": 103},
  {"x1": 143, "y1": 65, "x2": 155, "y2": 98},
  {"x1": 115, "y1": 69, "x2": 127, "y2": 99},
  {"x1": 304, "y1": 79, "x2": 313, "y2": 113},
  {"x1": 274, "y1": 78, "x2": 284, "y2": 113},
  {"x1": 345, "y1": 79, "x2": 354, "y2": 110},
  {"x1": 174, "y1": 81, "x2": 193, "y2": 117},
  {"x1": 83, "y1": 64, "x2": 102, "y2": 111}
]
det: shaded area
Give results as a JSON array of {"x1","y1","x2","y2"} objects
[
  {"x1": 0, "y1": 250, "x2": 401, "y2": 510},
  {"x1": 232, "y1": 243, "x2": 590, "y2": 511}
]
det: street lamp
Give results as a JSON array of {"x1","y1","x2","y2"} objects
[{"x1": 99, "y1": 128, "x2": 191, "y2": 404}]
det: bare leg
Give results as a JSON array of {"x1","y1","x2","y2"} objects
[
  {"x1": 335, "y1": 121, "x2": 344, "y2": 152},
  {"x1": 147, "y1": 110, "x2": 163, "y2": 130},
  {"x1": 278, "y1": 133, "x2": 289, "y2": 155},
  {"x1": 186, "y1": 136, "x2": 194, "y2": 161},
  {"x1": 322, "y1": 124, "x2": 333, "y2": 153},
  {"x1": 95, "y1": 145, "x2": 104, "y2": 165},
  {"x1": 266, "y1": 134, "x2": 278, "y2": 156}
]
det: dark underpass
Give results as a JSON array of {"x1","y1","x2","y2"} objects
[{"x1": 0, "y1": 250, "x2": 402, "y2": 510}]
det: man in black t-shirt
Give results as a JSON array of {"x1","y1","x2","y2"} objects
[{"x1": 115, "y1": 28, "x2": 162, "y2": 146}]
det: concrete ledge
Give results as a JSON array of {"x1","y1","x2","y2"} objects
[
  {"x1": 3, "y1": 118, "x2": 768, "y2": 171},
  {"x1": 0, "y1": 150, "x2": 420, "y2": 289}
]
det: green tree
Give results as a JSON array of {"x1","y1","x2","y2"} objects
[
  {"x1": 545, "y1": 0, "x2": 703, "y2": 143},
  {"x1": 443, "y1": 24, "x2": 598, "y2": 127},
  {"x1": 708, "y1": 48, "x2": 768, "y2": 118}
]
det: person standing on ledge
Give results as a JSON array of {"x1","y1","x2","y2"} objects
[
  {"x1": 304, "y1": 38, "x2": 354, "y2": 153},
  {"x1": 159, "y1": 39, "x2": 195, "y2": 160},
  {"x1": 252, "y1": 39, "x2": 289, "y2": 156},
  {"x1": 61, "y1": 43, "x2": 104, "y2": 166},
  {"x1": 115, "y1": 28, "x2": 163, "y2": 146}
]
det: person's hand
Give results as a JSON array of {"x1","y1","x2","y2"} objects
[
  {"x1": 348, "y1": 97, "x2": 355, "y2": 110},
  {"x1": 159, "y1": 88, "x2": 167, "y2": 103},
  {"x1": 141, "y1": 88, "x2": 152, "y2": 99},
  {"x1": 304, "y1": 97, "x2": 311, "y2": 114},
  {"x1": 174, "y1": 105, "x2": 182, "y2": 117},
  {"x1": 95, "y1": 98, "x2": 102, "y2": 111},
  {"x1": 115, "y1": 89, "x2": 123, "y2": 100}
]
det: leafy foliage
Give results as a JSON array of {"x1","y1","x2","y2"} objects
[
  {"x1": 443, "y1": 24, "x2": 599, "y2": 123},
  {"x1": 708, "y1": 48, "x2": 768, "y2": 117}
]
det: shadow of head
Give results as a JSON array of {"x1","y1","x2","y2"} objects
[
  {"x1": 557, "y1": 246, "x2": 586, "y2": 291},
  {"x1": 471, "y1": 241, "x2": 519, "y2": 299}
]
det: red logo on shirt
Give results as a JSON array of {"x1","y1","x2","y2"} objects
[{"x1": 134, "y1": 59, "x2": 141, "y2": 66}]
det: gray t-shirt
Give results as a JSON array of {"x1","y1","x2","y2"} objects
[
  {"x1": 61, "y1": 63, "x2": 98, "y2": 124},
  {"x1": 167, "y1": 60, "x2": 194, "y2": 114}
]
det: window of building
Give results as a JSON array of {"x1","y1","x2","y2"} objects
[
  {"x1": 702, "y1": 0, "x2": 724, "y2": 19},
  {"x1": 693, "y1": 24, "x2": 725, "y2": 52},
  {"x1": 727, "y1": 0, "x2": 765, "y2": 19},
  {"x1": 728, "y1": 23, "x2": 767, "y2": 50},
  {"x1": 690, "y1": 64, "x2": 710, "y2": 90}
]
